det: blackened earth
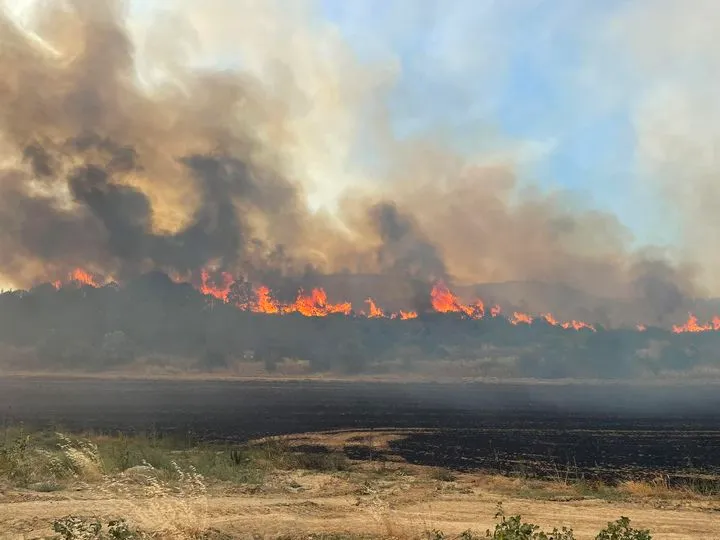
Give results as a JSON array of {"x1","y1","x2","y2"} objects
[{"x1": 2, "y1": 377, "x2": 720, "y2": 486}]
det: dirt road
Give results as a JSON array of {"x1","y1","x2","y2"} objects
[{"x1": 1, "y1": 471, "x2": 719, "y2": 539}]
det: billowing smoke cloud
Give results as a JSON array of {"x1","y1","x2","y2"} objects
[{"x1": 0, "y1": 0, "x2": 702, "y2": 324}]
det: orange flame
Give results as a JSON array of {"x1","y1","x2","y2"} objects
[
  {"x1": 366, "y1": 298, "x2": 385, "y2": 318},
  {"x1": 198, "y1": 269, "x2": 234, "y2": 302},
  {"x1": 430, "y1": 282, "x2": 485, "y2": 318},
  {"x1": 69, "y1": 268, "x2": 100, "y2": 288},
  {"x1": 40, "y1": 271, "x2": 670, "y2": 332},
  {"x1": 542, "y1": 312, "x2": 595, "y2": 331},
  {"x1": 254, "y1": 285, "x2": 281, "y2": 314},
  {"x1": 509, "y1": 312, "x2": 533, "y2": 325},
  {"x1": 672, "y1": 313, "x2": 720, "y2": 333},
  {"x1": 292, "y1": 288, "x2": 352, "y2": 317},
  {"x1": 561, "y1": 320, "x2": 595, "y2": 332}
]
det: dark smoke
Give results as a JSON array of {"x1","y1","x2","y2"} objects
[
  {"x1": 0, "y1": 0, "x2": 703, "y2": 325},
  {"x1": 370, "y1": 201, "x2": 447, "y2": 282}
]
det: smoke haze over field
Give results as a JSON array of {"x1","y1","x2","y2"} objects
[{"x1": 0, "y1": 0, "x2": 715, "y2": 324}]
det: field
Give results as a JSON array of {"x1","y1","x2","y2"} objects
[
  {"x1": 2, "y1": 377, "x2": 720, "y2": 483},
  {"x1": 1, "y1": 377, "x2": 720, "y2": 538}
]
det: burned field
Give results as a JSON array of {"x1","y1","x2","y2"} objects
[
  {"x1": 389, "y1": 426, "x2": 720, "y2": 489},
  {"x1": 2, "y1": 377, "x2": 720, "y2": 490}
]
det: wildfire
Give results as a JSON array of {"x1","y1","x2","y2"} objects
[
  {"x1": 365, "y1": 298, "x2": 418, "y2": 320},
  {"x1": 430, "y1": 282, "x2": 485, "y2": 318},
  {"x1": 542, "y1": 312, "x2": 595, "y2": 331},
  {"x1": 672, "y1": 314, "x2": 720, "y2": 334},
  {"x1": 51, "y1": 268, "x2": 105, "y2": 289},
  {"x1": 366, "y1": 298, "x2": 385, "y2": 318},
  {"x1": 71, "y1": 268, "x2": 101, "y2": 287},
  {"x1": 561, "y1": 320, "x2": 595, "y2": 331},
  {"x1": 39, "y1": 268, "x2": 638, "y2": 331},
  {"x1": 509, "y1": 312, "x2": 533, "y2": 325},
  {"x1": 254, "y1": 285, "x2": 281, "y2": 314},
  {"x1": 198, "y1": 269, "x2": 234, "y2": 302},
  {"x1": 636, "y1": 324, "x2": 647, "y2": 332},
  {"x1": 292, "y1": 288, "x2": 352, "y2": 317}
]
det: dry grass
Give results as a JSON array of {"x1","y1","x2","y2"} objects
[{"x1": 1, "y1": 428, "x2": 719, "y2": 539}]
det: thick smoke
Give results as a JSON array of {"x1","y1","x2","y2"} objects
[{"x1": 0, "y1": 0, "x2": 701, "y2": 323}]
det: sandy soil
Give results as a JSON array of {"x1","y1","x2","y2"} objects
[{"x1": 1, "y1": 460, "x2": 719, "y2": 540}]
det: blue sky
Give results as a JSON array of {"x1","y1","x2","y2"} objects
[{"x1": 313, "y1": 0, "x2": 669, "y2": 245}]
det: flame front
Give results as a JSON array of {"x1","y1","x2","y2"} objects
[
  {"x1": 366, "y1": 298, "x2": 385, "y2": 318},
  {"x1": 672, "y1": 314, "x2": 720, "y2": 333},
  {"x1": 430, "y1": 282, "x2": 485, "y2": 318},
  {"x1": 510, "y1": 312, "x2": 533, "y2": 325},
  {"x1": 41, "y1": 268, "x2": 631, "y2": 330},
  {"x1": 292, "y1": 288, "x2": 352, "y2": 317},
  {"x1": 198, "y1": 269, "x2": 234, "y2": 302},
  {"x1": 254, "y1": 286, "x2": 281, "y2": 314},
  {"x1": 51, "y1": 268, "x2": 105, "y2": 289},
  {"x1": 70, "y1": 268, "x2": 101, "y2": 287},
  {"x1": 561, "y1": 320, "x2": 595, "y2": 331}
]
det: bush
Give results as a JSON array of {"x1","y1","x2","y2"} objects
[
  {"x1": 595, "y1": 517, "x2": 652, "y2": 540},
  {"x1": 483, "y1": 507, "x2": 575, "y2": 539},
  {"x1": 427, "y1": 507, "x2": 650, "y2": 540},
  {"x1": 0, "y1": 429, "x2": 33, "y2": 485},
  {"x1": 52, "y1": 517, "x2": 144, "y2": 540}
]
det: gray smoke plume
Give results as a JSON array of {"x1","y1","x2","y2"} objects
[{"x1": 0, "y1": 0, "x2": 702, "y2": 325}]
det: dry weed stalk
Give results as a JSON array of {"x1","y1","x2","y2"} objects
[{"x1": 103, "y1": 460, "x2": 210, "y2": 539}]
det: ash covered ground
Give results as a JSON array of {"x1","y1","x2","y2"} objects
[{"x1": 3, "y1": 377, "x2": 720, "y2": 488}]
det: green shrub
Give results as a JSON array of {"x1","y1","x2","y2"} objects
[
  {"x1": 52, "y1": 516, "x2": 145, "y2": 540},
  {"x1": 0, "y1": 428, "x2": 33, "y2": 485},
  {"x1": 595, "y1": 517, "x2": 651, "y2": 540},
  {"x1": 52, "y1": 516, "x2": 102, "y2": 540},
  {"x1": 483, "y1": 506, "x2": 575, "y2": 540},
  {"x1": 428, "y1": 508, "x2": 650, "y2": 540}
]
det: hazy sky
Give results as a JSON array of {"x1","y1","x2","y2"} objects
[{"x1": 5, "y1": 0, "x2": 719, "y2": 271}]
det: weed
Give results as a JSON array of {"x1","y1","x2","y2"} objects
[
  {"x1": 52, "y1": 517, "x2": 145, "y2": 540},
  {"x1": 595, "y1": 517, "x2": 652, "y2": 540},
  {"x1": 0, "y1": 427, "x2": 33, "y2": 484},
  {"x1": 425, "y1": 506, "x2": 650, "y2": 540},
  {"x1": 53, "y1": 516, "x2": 102, "y2": 540},
  {"x1": 431, "y1": 467, "x2": 457, "y2": 482}
]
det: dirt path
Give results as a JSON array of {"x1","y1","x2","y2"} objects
[{"x1": 1, "y1": 482, "x2": 719, "y2": 539}]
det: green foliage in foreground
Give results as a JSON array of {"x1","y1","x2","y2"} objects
[
  {"x1": 427, "y1": 506, "x2": 651, "y2": 540},
  {"x1": 53, "y1": 517, "x2": 139, "y2": 540},
  {"x1": 52, "y1": 516, "x2": 233, "y2": 539}
]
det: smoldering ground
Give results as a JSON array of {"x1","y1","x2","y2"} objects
[{"x1": 0, "y1": 0, "x2": 705, "y2": 324}]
